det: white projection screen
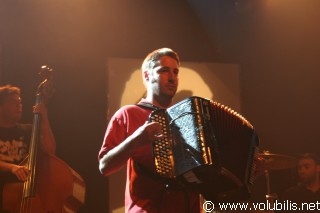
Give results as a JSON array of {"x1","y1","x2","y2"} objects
[{"x1": 106, "y1": 57, "x2": 241, "y2": 213}]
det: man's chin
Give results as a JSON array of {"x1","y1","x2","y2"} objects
[
  {"x1": 167, "y1": 89, "x2": 177, "y2": 96},
  {"x1": 166, "y1": 92, "x2": 176, "y2": 99}
]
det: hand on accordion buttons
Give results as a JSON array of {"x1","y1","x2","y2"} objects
[{"x1": 132, "y1": 121, "x2": 164, "y2": 147}]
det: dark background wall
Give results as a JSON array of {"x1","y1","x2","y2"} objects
[{"x1": 1, "y1": 0, "x2": 319, "y2": 212}]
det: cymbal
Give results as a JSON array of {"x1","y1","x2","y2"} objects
[{"x1": 258, "y1": 151, "x2": 298, "y2": 170}]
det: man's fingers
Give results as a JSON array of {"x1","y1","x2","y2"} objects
[
  {"x1": 147, "y1": 122, "x2": 163, "y2": 137},
  {"x1": 13, "y1": 166, "x2": 30, "y2": 181}
]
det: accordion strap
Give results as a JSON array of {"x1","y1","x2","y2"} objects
[{"x1": 135, "y1": 102, "x2": 161, "y2": 111}]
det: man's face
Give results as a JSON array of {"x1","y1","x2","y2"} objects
[
  {"x1": 297, "y1": 158, "x2": 319, "y2": 184},
  {"x1": 146, "y1": 56, "x2": 179, "y2": 99},
  {"x1": 0, "y1": 94, "x2": 22, "y2": 124}
]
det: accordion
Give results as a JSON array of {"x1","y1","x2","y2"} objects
[{"x1": 148, "y1": 96, "x2": 259, "y2": 202}]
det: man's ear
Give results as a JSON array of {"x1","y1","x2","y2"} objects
[{"x1": 143, "y1": 71, "x2": 149, "y2": 82}]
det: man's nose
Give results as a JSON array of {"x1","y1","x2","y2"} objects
[{"x1": 168, "y1": 70, "x2": 176, "y2": 81}]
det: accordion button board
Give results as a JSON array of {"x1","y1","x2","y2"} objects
[{"x1": 150, "y1": 111, "x2": 175, "y2": 178}]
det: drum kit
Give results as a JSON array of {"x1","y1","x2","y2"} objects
[
  {"x1": 257, "y1": 150, "x2": 298, "y2": 213},
  {"x1": 201, "y1": 150, "x2": 298, "y2": 213},
  {"x1": 259, "y1": 150, "x2": 297, "y2": 171}
]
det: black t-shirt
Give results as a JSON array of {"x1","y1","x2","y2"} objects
[
  {"x1": 0, "y1": 123, "x2": 31, "y2": 210},
  {"x1": 0, "y1": 123, "x2": 32, "y2": 165},
  {"x1": 282, "y1": 185, "x2": 320, "y2": 202},
  {"x1": 281, "y1": 185, "x2": 320, "y2": 212}
]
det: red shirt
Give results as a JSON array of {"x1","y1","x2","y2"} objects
[{"x1": 99, "y1": 101, "x2": 200, "y2": 213}]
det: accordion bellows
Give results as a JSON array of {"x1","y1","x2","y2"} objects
[{"x1": 149, "y1": 96, "x2": 259, "y2": 202}]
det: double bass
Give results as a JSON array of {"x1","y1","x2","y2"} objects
[{"x1": 3, "y1": 66, "x2": 86, "y2": 213}]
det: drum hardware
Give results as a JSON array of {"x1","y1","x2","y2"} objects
[{"x1": 258, "y1": 150, "x2": 297, "y2": 213}]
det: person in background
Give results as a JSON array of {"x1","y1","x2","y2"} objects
[
  {"x1": 281, "y1": 153, "x2": 320, "y2": 212},
  {"x1": 0, "y1": 84, "x2": 56, "y2": 212}
]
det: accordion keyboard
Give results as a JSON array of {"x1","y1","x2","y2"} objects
[{"x1": 149, "y1": 111, "x2": 175, "y2": 178}]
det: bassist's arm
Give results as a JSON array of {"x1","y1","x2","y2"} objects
[
  {"x1": 33, "y1": 103, "x2": 56, "y2": 155},
  {"x1": 0, "y1": 160, "x2": 29, "y2": 181}
]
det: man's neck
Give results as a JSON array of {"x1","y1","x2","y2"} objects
[
  {"x1": 305, "y1": 181, "x2": 320, "y2": 192},
  {"x1": 144, "y1": 95, "x2": 173, "y2": 109}
]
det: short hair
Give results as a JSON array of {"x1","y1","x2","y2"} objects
[
  {"x1": 299, "y1": 153, "x2": 320, "y2": 165},
  {"x1": 141, "y1": 47, "x2": 180, "y2": 73},
  {"x1": 0, "y1": 84, "x2": 21, "y2": 105}
]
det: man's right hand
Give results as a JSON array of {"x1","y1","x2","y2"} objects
[
  {"x1": 131, "y1": 121, "x2": 164, "y2": 147},
  {"x1": 99, "y1": 121, "x2": 164, "y2": 176},
  {"x1": 11, "y1": 165, "x2": 30, "y2": 182}
]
